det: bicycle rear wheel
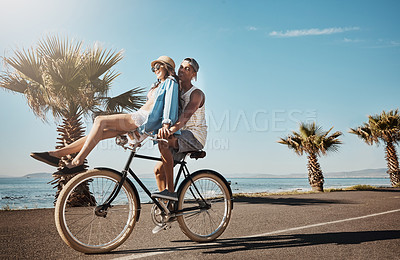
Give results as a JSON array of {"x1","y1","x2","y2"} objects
[
  {"x1": 55, "y1": 169, "x2": 139, "y2": 253},
  {"x1": 176, "y1": 171, "x2": 232, "y2": 242}
]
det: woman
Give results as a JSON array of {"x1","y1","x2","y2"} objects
[{"x1": 31, "y1": 56, "x2": 180, "y2": 175}]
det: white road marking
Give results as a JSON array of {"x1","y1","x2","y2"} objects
[
  {"x1": 113, "y1": 208, "x2": 400, "y2": 260},
  {"x1": 243, "y1": 208, "x2": 400, "y2": 238},
  {"x1": 113, "y1": 251, "x2": 166, "y2": 260}
]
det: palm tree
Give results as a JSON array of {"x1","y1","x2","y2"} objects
[
  {"x1": 278, "y1": 122, "x2": 342, "y2": 192},
  {"x1": 349, "y1": 109, "x2": 400, "y2": 187},
  {"x1": 0, "y1": 35, "x2": 145, "y2": 203}
]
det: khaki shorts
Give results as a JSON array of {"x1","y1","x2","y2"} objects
[{"x1": 172, "y1": 130, "x2": 204, "y2": 162}]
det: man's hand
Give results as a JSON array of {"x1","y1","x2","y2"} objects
[{"x1": 158, "y1": 124, "x2": 171, "y2": 139}]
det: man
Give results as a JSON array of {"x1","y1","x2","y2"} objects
[{"x1": 151, "y1": 58, "x2": 207, "y2": 202}]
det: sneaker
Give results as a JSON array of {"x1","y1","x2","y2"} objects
[
  {"x1": 152, "y1": 223, "x2": 170, "y2": 234},
  {"x1": 30, "y1": 152, "x2": 60, "y2": 167},
  {"x1": 151, "y1": 189, "x2": 178, "y2": 201},
  {"x1": 52, "y1": 165, "x2": 86, "y2": 176}
]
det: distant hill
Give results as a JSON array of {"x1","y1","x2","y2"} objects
[
  {"x1": 324, "y1": 168, "x2": 387, "y2": 178},
  {"x1": 23, "y1": 172, "x2": 52, "y2": 178},
  {"x1": 229, "y1": 168, "x2": 388, "y2": 178},
  {"x1": 3, "y1": 168, "x2": 389, "y2": 179}
]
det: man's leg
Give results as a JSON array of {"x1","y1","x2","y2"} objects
[
  {"x1": 154, "y1": 162, "x2": 166, "y2": 191},
  {"x1": 157, "y1": 137, "x2": 178, "y2": 192}
]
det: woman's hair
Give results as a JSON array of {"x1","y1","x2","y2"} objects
[
  {"x1": 150, "y1": 62, "x2": 183, "y2": 114},
  {"x1": 164, "y1": 64, "x2": 182, "y2": 113},
  {"x1": 151, "y1": 62, "x2": 176, "y2": 89}
]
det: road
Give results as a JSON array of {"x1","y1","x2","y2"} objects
[{"x1": 1, "y1": 188, "x2": 399, "y2": 259}]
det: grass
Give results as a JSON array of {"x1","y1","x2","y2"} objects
[
  {"x1": 233, "y1": 184, "x2": 380, "y2": 198},
  {"x1": 1, "y1": 204, "x2": 31, "y2": 211},
  {"x1": 345, "y1": 184, "x2": 377, "y2": 191},
  {"x1": 233, "y1": 190, "x2": 315, "y2": 198},
  {"x1": 1, "y1": 204, "x2": 12, "y2": 211}
]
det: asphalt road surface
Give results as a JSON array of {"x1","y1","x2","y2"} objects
[{"x1": 1, "y1": 188, "x2": 399, "y2": 259}]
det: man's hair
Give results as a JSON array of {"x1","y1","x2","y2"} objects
[{"x1": 183, "y1": 58, "x2": 199, "y2": 72}]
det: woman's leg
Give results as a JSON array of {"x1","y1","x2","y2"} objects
[
  {"x1": 49, "y1": 128, "x2": 126, "y2": 158},
  {"x1": 69, "y1": 114, "x2": 138, "y2": 167},
  {"x1": 49, "y1": 137, "x2": 87, "y2": 158}
]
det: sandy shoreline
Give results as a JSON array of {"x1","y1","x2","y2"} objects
[{"x1": 1, "y1": 184, "x2": 392, "y2": 211}]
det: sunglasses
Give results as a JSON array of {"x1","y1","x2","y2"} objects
[{"x1": 151, "y1": 63, "x2": 163, "y2": 72}]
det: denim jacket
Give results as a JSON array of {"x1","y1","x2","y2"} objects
[{"x1": 139, "y1": 76, "x2": 181, "y2": 135}]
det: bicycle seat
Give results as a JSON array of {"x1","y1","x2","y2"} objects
[{"x1": 189, "y1": 150, "x2": 206, "y2": 159}]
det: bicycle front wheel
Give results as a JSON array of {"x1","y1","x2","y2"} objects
[
  {"x1": 55, "y1": 169, "x2": 139, "y2": 253},
  {"x1": 177, "y1": 171, "x2": 232, "y2": 242}
]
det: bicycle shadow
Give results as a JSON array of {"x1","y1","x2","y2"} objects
[
  {"x1": 109, "y1": 230, "x2": 400, "y2": 256},
  {"x1": 233, "y1": 196, "x2": 353, "y2": 206},
  {"x1": 232, "y1": 188, "x2": 400, "y2": 206}
]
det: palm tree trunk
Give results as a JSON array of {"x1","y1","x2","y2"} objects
[
  {"x1": 49, "y1": 113, "x2": 95, "y2": 206},
  {"x1": 385, "y1": 141, "x2": 400, "y2": 187},
  {"x1": 307, "y1": 153, "x2": 324, "y2": 192}
]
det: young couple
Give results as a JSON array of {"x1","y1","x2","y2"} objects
[{"x1": 31, "y1": 56, "x2": 207, "y2": 202}]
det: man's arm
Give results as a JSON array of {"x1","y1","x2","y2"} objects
[{"x1": 169, "y1": 89, "x2": 204, "y2": 134}]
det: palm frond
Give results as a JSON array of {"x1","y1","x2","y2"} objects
[
  {"x1": 350, "y1": 109, "x2": 400, "y2": 145},
  {"x1": 279, "y1": 122, "x2": 342, "y2": 157},
  {"x1": 83, "y1": 47, "x2": 123, "y2": 80},
  {"x1": 95, "y1": 69, "x2": 121, "y2": 97},
  {"x1": 47, "y1": 57, "x2": 83, "y2": 92},
  {"x1": 38, "y1": 35, "x2": 82, "y2": 61},
  {"x1": 99, "y1": 87, "x2": 146, "y2": 114},
  {"x1": 24, "y1": 81, "x2": 54, "y2": 121},
  {"x1": 278, "y1": 136, "x2": 304, "y2": 156},
  {"x1": 349, "y1": 126, "x2": 375, "y2": 145},
  {"x1": 3, "y1": 48, "x2": 43, "y2": 85},
  {"x1": 0, "y1": 73, "x2": 28, "y2": 93},
  {"x1": 2, "y1": 34, "x2": 125, "y2": 122},
  {"x1": 321, "y1": 131, "x2": 343, "y2": 155}
]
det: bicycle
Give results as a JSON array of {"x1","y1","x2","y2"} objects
[{"x1": 54, "y1": 133, "x2": 233, "y2": 253}]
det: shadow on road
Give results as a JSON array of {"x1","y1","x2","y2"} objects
[
  {"x1": 110, "y1": 230, "x2": 400, "y2": 256},
  {"x1": 233, "y1": 196, "x2": 353, "y2": 206},
  {"x1": 201, "y1": 230, "x2": 400, "y2": 255},
  {"x1": 370, "y1": 188, "x2": 400, "y2": 193}
]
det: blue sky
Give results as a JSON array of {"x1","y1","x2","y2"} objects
[{"x1": 0, "y1": 0, "x2": 399, "y2": 177}]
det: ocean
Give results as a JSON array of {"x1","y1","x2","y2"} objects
[{"x1": 0, "y1": 176, "x2": 392, "y2": 210}]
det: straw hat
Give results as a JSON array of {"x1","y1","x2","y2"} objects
[{"x1": 151, "y1": 56, "x2": 175, "y2": 70}]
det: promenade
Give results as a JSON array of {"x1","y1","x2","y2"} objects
[{"x1": 1, "y1": 188, "x2": 399, "y2": 259}]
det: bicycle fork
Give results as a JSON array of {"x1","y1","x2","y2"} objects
[
  {"x1": 94, "y1": 171, "x2": 128, "y2": 217},
  {"x1": 94, "y1": 151, "x2": 137, "y2": 217}
]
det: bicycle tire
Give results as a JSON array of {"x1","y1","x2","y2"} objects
[
  {"x1": 55, "y1": 169, "x2": 139, "y2": 253},
  {"x1": 176, "y1": 171, "x2": 232, "y2": 242}
]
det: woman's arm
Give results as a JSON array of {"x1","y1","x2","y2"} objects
[
  {"x1": 157, "y1": 77, "x2": 180, "y2": 138},
  {"x1": 161, "y1": 77, "x2": 180, "y2": 125}
]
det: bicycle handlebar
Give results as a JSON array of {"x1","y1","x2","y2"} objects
[
  {"x1": 148, "y1": 134, "x2": 168, "y2": 143},
  {"x1": 115, "y1": 131, "x2": 168, "y2": 151}
]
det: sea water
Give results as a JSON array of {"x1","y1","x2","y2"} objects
[{"x1": 0, "y1": 177, "x2": 392, "y2": 210}]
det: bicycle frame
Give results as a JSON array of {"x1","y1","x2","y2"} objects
[{"x1": 96, "y1": 148, "x2": 207, "y2": 218}]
